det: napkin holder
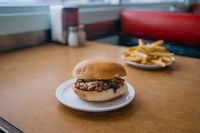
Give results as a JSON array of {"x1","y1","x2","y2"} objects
[{"x1": 50, "y1": 5, "x2": 78, "y2": 44}]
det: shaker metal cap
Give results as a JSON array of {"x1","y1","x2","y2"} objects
[
  {"x1": 69, "y1": 26, "x2": 78, "y2": 31},
  {"x1": 79, "y1": 24, "x2": 85, "y2": 29}
]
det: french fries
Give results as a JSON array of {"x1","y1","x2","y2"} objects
[
  {"x1": 138, "y1": 39, "x2": 145, "y2": 46},
  {"x1": 150, "y1": 40, "x2": 164, "y2": 46},
  {"x1": 122, "y1": 39, "x2": 175, "y2": 67}
]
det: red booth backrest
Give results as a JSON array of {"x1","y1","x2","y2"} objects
[
  {"x1": 121, "y1": 9, "x2": 200, "y2": 46},
  {"x1": 192, "y1": 4, "x2": 200, "y2": 13}
]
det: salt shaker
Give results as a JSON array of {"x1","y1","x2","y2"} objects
[
  {"x1": 68, "y1": 26, "x2": 79, "y2": 47},
  {"x1": 78, "y1": 24, "x2": 86, "y2": 46}
]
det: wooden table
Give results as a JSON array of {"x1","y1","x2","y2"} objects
[{"x1": 0, "y1": 42, "x2": 200, "y2": 133}]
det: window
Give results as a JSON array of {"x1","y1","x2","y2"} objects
[
  {"x1": 121, "y1": 0, "x2": 185, "y2": 4},
  {"x1": 0, "y1": 0, "x2": 186, "y2": 5},
  {"x1": 65, "y1": 0, "x2": 120, "y2": 5},
  {"x1": 0, "y1": 0, "x2": 119, "y2": 5},
  {"x1": 0, "y1": 0, "x2": 61, "y2": 4}
]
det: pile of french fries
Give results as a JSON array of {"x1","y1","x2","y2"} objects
[{"x1": 122, "y1": 39, "x2": 174, "y2": 67}]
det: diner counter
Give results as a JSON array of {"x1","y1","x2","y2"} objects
[{"x1": 0, "y1": 42, "x2": 200, "y2": 133}]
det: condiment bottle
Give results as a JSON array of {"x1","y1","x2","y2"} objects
[
  {"x1": 78, "y1": 24, "x2": 86, "y2": 46},
  {"x1": 68, "y1": 26, "x2": 79, "y2": 47}
]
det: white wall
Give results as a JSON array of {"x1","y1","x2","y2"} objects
[{"x1": 0, "y1": 5, "x2": 50, "y2": 35}]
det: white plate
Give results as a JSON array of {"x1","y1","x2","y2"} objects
[
  {"x1": 124, "y1": 56, "x2": 175, "y2": 70},
  {"x1": 56, "y1": 79, "x2": 135, "y2": 112}
]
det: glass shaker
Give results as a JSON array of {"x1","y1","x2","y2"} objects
[
  {"x1": 78, "y1": 24, "x2": 86, "y2": 46},
  {"x1": 68, "y1": 26, "x2": 80, "y2": 47}
]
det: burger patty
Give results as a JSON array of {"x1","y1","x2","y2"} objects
[{"x1": 74, "y1": 77, "x2": 125, "y2": 92}]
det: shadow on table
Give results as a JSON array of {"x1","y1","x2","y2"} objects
[
  {"x1": 57, "y1": 97, "x2": 140, "y2": 122},
  {"x1": 126, "y1": 62, "x2": 180, "y2": 73}
]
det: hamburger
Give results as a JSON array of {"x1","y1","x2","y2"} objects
[{"x1": 72, "y1": 60, "x2": 127, "y2": 102}]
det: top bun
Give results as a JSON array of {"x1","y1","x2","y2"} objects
[{"x1": 73, "y1": 60, "x2": 126, "y2": 80}]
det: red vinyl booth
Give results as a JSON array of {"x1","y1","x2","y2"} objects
[
  {"x1": 121, "y1": 9, "x2": 200, "y2": 46},
  {"x1": 192, "y1": 4, "x2": 200, "y2": 13}
]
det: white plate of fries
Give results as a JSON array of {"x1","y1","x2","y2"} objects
[{"x1": 122, "y1": 39, "x2": 175, "y2": 70}]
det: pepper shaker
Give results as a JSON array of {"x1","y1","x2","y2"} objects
[{"x1": 78, "y1": 24, "x2": 86, "y2": 46}]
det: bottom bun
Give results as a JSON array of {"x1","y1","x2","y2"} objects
[{"x1": 73, "y1": 83, "x2": 128, "y2": 102}]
